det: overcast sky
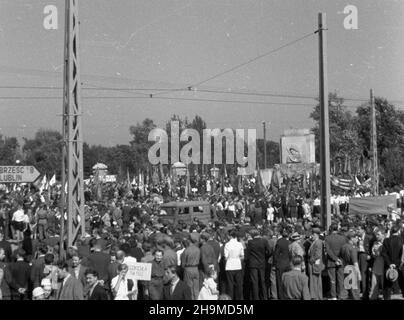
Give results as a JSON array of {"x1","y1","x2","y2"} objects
[{"x1": 0, "y1": 0, "x2": 403, "y2": 146}]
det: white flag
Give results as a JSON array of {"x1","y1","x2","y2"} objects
[
  {"x1": 39, "y1": 175, "x2": 47, "y2": 193},
  {"x1": 49, "y1": 174, "x2": 56, "y2": 186}
]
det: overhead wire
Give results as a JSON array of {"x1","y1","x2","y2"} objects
[
  {"x1": 148, "y1": 31, "x2": 316, "y2": 97},
  {"x1": 1, "y1": 85, "x2": 404, "y2": 106}
]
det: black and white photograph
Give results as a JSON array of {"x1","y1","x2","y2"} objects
[{"x1": 0, "y1": 0, "x2": 403, "y2": 308}]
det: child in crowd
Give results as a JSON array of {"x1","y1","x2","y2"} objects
[{"x1": 198, "y1": 266, "x2": 219, "y2": 300}]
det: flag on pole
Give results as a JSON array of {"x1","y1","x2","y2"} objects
[
  {"x1": 39, "y1": 175, "x2": 47, "y2": 193},
  {"x1": 152, "y1": 166, "x2": 159, "y2": 185},
  {"x1": 49, "y1": 174, "x2": 56, "y2": 187},
  {"x1": 331, "y1": 175, "x2": 352, "y2": 190},
  {"x1": 138, "y1": 171, "x2": 143, "y2": 186},
  {"x1": 355, "y1": 176, "x2": 361, "y2": 186},
  {"x1": 185, "y1": 165, "x2": 190, "y2": 197},
  {"x1": 237, "y1": 175, "x2": 243, "y2": 196},
  {"x1": 93, "y1": 168, "x2": 102, "y2": 201},
  {"x1": 167, "y1": 175, "x2": 172, "y2": 195},
  {"x1": 160, "y1": 162, "x2": 164, "y2": 180},
  {"x1": 256, "y1": 163, "x2": 272, "y2": 203},
  {"x1": 126, "y1": 168, "x2": 131, "y2": 190},
  {"x1": 362, "y1": 177, "x2": 372, "y2": 188}
]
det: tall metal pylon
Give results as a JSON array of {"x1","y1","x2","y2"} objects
[{"x1": 61, "y1": 0, "x2": 85, "y2": 249}]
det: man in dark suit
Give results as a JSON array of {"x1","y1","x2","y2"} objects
[
  {"x1": 57, "y1": 262, "x2": 84, "y2": 300},
  {"x1": 357, "y1": 224, "x2": 374, "y2": 299},
  {"x1": 0, "y1": 230, "x2": 12, "y2": 262},
  {"x1": 245, "y1": 229, "x2": 270, "y2": 300},
  {"x1": 121, "y1": 200, "x2": 132, "y2": 230},
  {"x1": 274, "y1": 227, "x2": 291, "y2": 300},
  {"x1": 30, "y1": 243, "x2": 48, "y2": 288},
  {"x1": 0, "y1": 247, "x2": 19, "y2": 300},
  {"x1": 206, "y1": 231, "x2": 221, "y2": 266},
  {"x1": 127, "y1": 239, "x2": 144, "y2": 262},
  {"x1": 86, "y1": 243, "x2": 111, "y2": 287},
  {"x1": 199, "y1": 232, "x2": 218, "y2": 278},
  {"x1": 85, "y1": 268, "x2": 109, "y2": 300},
  {"x1": 264, "y1": 229, "x2": 278, "y2": 300},
  {"x1": 162, "y1": 265, "x2": 192, "y2": 300},
  {"x1": 381, "y1": 224, "x2": 404, "y2": 299},
  {"x1": 325, "y1": 223, "x2": 347, "y2": 300},
  {"x1": 9, "y1": 248, "x2": 31, "y2": 300}
]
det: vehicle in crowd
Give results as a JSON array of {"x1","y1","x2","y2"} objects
[{"x1": 159, "y1": 200, "x2": 212, "y2": 225}]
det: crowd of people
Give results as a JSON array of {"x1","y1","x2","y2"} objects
[{"x1": 0, "y1": 178, "x2": 404, "y2": 301}]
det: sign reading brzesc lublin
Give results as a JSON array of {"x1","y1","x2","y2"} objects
[
  {"x1": 0, "y1": 166, "x2": 41, "y2": 183},
  {"x1": 280, "y1": 129, "x2": 315, "y2": 164}
]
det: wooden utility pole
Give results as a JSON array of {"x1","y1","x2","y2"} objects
[
  {"x1": 370, "y1": 89, "x2": 379, "y2": 195},
  {"x1": 318, "y1": 13, "x2": 331, "y2": 230},
  {"x1": 263, "y1": 122, "x2": 267, "y2": 169}
]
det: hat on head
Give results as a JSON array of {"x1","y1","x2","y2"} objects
[
  {"x1": 386, "y1": 268, "x2": 399, "y2": 282},
  {"x1": 290, "y1": 232, "x2": 301, "y2": 241},
  {"x1": 33, "y1": 287, "x2": 45, "y2": 298}
]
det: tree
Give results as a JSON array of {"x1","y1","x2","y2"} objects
[
  {"x1": 129, "y1": 118, "x2": 157, "y2": 172},
  {"x1": 256, "y1": 139, "x2": 280, "y2": 168},
  {"x1": 83, "y1": 143, "x2": 112, "y2": 178},
  {"x1": 107, "y1": 145, "x2": 136, "y2": 179},
  {"x1": 310, "y1": 92, "x2": 362, "y2": 170},
  {"x1": 0, "y1": 135, "x2": 20, "y2": 165},
  {"x1": 23, "y1": 129, "x2": 63, "y2": 178},
  {"x1": 356, "y1": 97, "x2": 404, "y2": 187},
  {"x1": 356, "y1": 97, "x2": 404, "y2": 160}
]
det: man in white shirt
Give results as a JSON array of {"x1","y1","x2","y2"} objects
[
  {"x1": 111, "y1": 263, "x2": 136, "y2": 300},
  {"x1": 228, "y1": 202, "x2": 236, "y2": 219},
  {"x1": 266, "y1": 203, "x2": 275, "y2": 223},
  {"x1": 11, "y1": 203, "x2": 26, "y2": 241},
  {"x1": 122, "y1": 250, "x2": 138, "y2": 300},
  {"x1": 333, "y1": 194, "x2": 340, "y2": 216},
  {"x1": 224, "y1": 230, "x2": 244, "y2": 300}
]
